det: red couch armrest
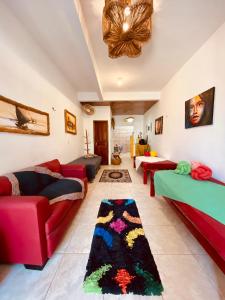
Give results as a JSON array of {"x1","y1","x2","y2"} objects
[
  {"x1": 0, "y1": 196, "x2": 50, "y2": 266},
  {"x1": 0, "y1": 176, "x2": 12, "y2": 196},
  {"x1": 61, "y1": 164, "x2": 86, "y2": 179}
]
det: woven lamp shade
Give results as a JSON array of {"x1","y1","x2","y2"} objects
[{"x1": 103, "y1": 0, "x2": 153, "y2": 58}]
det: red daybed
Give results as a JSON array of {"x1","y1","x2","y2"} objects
[
  {"x1": 150, "y1": 170, "x2": 225, "y2": 273},
  {"x1": 0, "y1": 159, "x2": 88, "y2": 270}
]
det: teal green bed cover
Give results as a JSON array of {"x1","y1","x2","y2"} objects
[{"x1": 154, "y1": 170, "x2": 225, "y2": 225}]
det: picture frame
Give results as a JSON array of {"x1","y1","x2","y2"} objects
[
  {"x1": 185, "y1": 87, "x2": 215, "y2": 129},
  {"x1": 148, "y1": 122, "x2": 152, "y2": 132},
  {"x1": 0, "y1": 95, "x2": 50, "y2": 136},
  {"x1": 64, "y1": 109, "x2": 77, "y2": 135},
  {"x1": 155, "y1": 116, "x2": 163, "y2": 135}
]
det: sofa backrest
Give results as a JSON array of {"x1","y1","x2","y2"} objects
[
  {"x1": 38, "y1": 159, "x2": 62, "y2": 174},
  {"x1": 0, "y1": 159, "x2": 62, "y2": 196}
]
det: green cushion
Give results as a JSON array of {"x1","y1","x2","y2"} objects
[{"x1": 174, "y1": 161, "x2": 191, "y2": 175}]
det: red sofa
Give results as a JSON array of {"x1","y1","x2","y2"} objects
[{"x1": 0, "y1": 159, "x2": 88, "y2": 270}]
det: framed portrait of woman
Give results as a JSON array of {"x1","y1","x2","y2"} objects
[
  {"x1": 155, "y1": 116, "x2": 163, "y2": 135},
  {"x1": 185, "y1": 87, "x2": 215, "y2": 129}
]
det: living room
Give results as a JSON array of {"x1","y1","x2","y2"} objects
[{"x1": 0, "y1": 1, "x2": 225, "y2": 299}]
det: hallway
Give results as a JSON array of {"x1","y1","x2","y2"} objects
[{"x1": 0, "y1": 155, "x2": 225, "y2": 300}]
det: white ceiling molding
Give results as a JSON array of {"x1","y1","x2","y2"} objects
[
  {"x1": 78, "y1": 91, "x2": 160, "y2": 102},
  {"x1": 74, "y1": 0, "x2": 103, "y2": 100},
  {"x1": 77, "y1": 92, "x2": 101, "y2": 102},
  {"x1": 102, "y1": 92, "x2": 160, "y2": 101}
]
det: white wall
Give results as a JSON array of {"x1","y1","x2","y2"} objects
[
  {"x1": 82, "y1": 106, "x2": 112, "y2": 163},
  {"x1": 0, "y1": 2, "x2": 83, "y2": 175},
  {"x1": 144, "y1": 22, "x2": 225, "y2": 181}
]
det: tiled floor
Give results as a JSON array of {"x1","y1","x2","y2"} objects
[{"x1": 0, "y1": 154, "x2": 225, "y2": 300}]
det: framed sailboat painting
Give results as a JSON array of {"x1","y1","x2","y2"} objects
[{"x1": 0, "y1": 95, "x2": 50, "y2": 135}]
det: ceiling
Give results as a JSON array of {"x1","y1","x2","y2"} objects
[
  {"x1": 3, "y1": 0, "x2": 101, "y2": 96},
  {"x1": 80, "y1": 0, "x2": 225, "y2": 94},
  {"x1": 82, "y1": 101, "x2": 157, "y2": 115},
  {"x1": 3, "y1": 0, "x2": 225, "y2": 103}
]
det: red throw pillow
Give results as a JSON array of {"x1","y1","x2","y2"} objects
[
  {"x1": 191, "y1": 165, "x2": 212, "y2": 181},
  {"x1": 144, "y1": 151, "x2": 150, "y2": 156}
]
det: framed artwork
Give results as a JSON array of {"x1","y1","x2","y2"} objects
[
  {"x1": 0, "y1": 95, "x2": 50, "y2": 135},
  {"x1": 155, "y1": 116, "x2": 163, "y2": 135},
  {"x1": 65, "y1": 109, "x2": 76, "y2": 134},
  {"x1": 146, "y1": 122, "x2": 152, "y2": 133},
  {"x1": 185, "y1": 87, "x2": 215, "y2": 129}
]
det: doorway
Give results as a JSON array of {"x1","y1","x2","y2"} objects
[
  {"x1": 112, "y1": 125, "x2": 133, "y2": 155},
  {"x1": 94, "y1": 121, "x2": 109, "y2": 165}
]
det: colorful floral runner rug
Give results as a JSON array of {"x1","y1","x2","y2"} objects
[{"x1": 83, "y1": 199, "x2": 163, "y2": 296}]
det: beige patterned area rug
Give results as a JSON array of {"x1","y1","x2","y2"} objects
[{"x1": 99, "y1": 170, "x2": 132, "y2": 183}]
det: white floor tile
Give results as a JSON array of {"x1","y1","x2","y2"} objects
[
  {"x1": 144, "y1": 225, "x2": 191, "y2": 255},
  {"x1": 0, "y1": 254, "x2": 62, "y2": 300},
  {"x1": 193, "y1": 254, "x2": 225, "y2": 299},
  {"x1": 155, "y1": 254, "x2": 223, "y2": 300},
  {"x1": 173, "y1": 223, "x2": 207, "y2": 255},
  {"x1": 45, "y1": 254, "x2": 103, "y2": 300},
  {"x1": 66, "y1": 224, "x2": 94, "y2": 253}
]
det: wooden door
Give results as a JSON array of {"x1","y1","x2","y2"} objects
[{"x1": 94, "y1": 121, "x2": 109, "y2": 165}]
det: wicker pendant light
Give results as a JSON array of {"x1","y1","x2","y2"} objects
[{"x1": 103, "y1": 0, "x2": 153, "y2": 58}]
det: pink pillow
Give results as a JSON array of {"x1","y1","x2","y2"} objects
[
  {"x1": 191, "y1": 161, "x2": 201, "y2": 170},
  {"x1": 144, "y1": 151, "x2": 150, "y2": 156}
]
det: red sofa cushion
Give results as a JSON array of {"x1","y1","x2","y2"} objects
[
  {"x1": 45, "y1": 200, "x2": 74, "y2": 235},
  {"x1": 39, "y1": 159, "x2": 62, "y2": 174},
  {"x1": 46, "y1": 201, "x2": 81, "y2": 256},
  {"x1": 0, "y1": 176, "x2": 12, "y2": 196}
]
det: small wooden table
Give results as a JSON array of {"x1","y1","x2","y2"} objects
[{"x1": 142, "y1": 160, "x2": 177, "y2": 185}]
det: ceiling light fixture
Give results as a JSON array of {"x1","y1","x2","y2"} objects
[
  {"x1": 125, "y1": 117, "x2": 135, "y2": 123},
  {"x1": 103, "y1": 0, "x2": 153, "y2": 58},
  {"x1": 124, "y1": 6, "x2": 131, "y2": 16},
  {"x1": 122, "y1": 22, "x2": 129, "y2": 32}
]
